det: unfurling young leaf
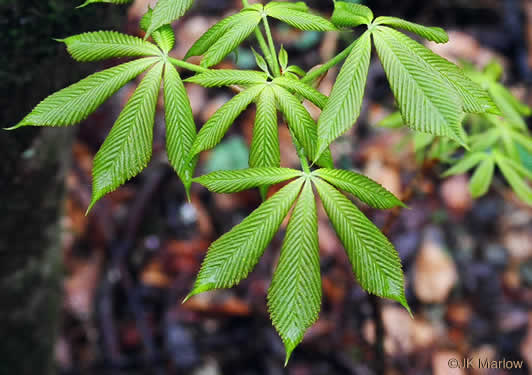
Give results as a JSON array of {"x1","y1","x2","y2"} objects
[
  {"x1": 331, "y1": 1, "x2": 374, "y2": 28},
  {"x1": 145, "y1": 0, "x2": 195, "y2": 38},
  {"x1": 265, "y1": 2, "x2": 337, "y2": 31}
]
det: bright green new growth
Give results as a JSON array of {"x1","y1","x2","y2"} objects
[{"x1": 11, "y1": 0, "x2": 517, "y2": 362}]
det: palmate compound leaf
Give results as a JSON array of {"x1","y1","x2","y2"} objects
[
  {"x1": 315, "y1": 32, "x2": 371, "y2": 161},
  {"x1": 145, "y1": 0, "x2": 195, "y2": 38},
  {"x1": 374, "y1": 16, "x2": 449, "y2": 43},
  {"x1": 250, "y1": 86, "x2": 281, "y2": 199},
  {"x1": 265, "y1": 2, "x2": 337, "y2": 31},
  {"x1": 184, "y1": 70, "x2": 268, "y2": 87},
  {"x1": 272, "y1": 85, "x2": 334, "y2": 168},
  {"x1": 313, "y1": 177, "x2": 410, "y2": 312},
  {"x1": 193, "y1": 168, "x2": 302, "y2": 193},
  {"x1": 190, "y1": 84, "x2": 265, "y2": 157},
  {"x1": 313, "y1": 169, "x2": 405, "y2": 209},
  {"x1": 164, "y1": 63, "x2": 197, "y2": 197},
  {"x1": 186, "y1": 177, "x2": 305, "y2": 299},
  {"x1": 89, "y1": 62, "x2": 164, "y2": 211},
  {"x1": 331, "y1": 1, "x2": 373, "y2": 28},
  {"x1": 373, "y1": 26, "x2": 467, "y2": 145},
  {"x1": 273, "y1": 76, "x2": 328, "y2": 110},
  {"x1": 59, "y1": 31, "x2": 161, "y2": 62},
  {"x1": 268, "y1": 180, "x2": 321, "y2": 364},
  {"x1": 9, "y1": 57, "x2": 159, "y2": 129}
]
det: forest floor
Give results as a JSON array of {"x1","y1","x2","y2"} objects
[{"x1": 56, "y1": 0, "x2": 532, "y2": 374}]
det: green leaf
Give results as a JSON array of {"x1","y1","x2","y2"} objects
[
  {"x1": 60, "y1": 31, "x2": 161, "y2": 62},
  {"x1": 89, "y1": 62, "x2": 164, "y2": 211},
  {"x1": 186, "y1": 178, "x2": 304, "y2": 298},
  {"x1": 272, "y1": 85, "x2": 334, "y2": 168},
  {"x1": 268, "y1": 180, "x2": 321, "y2": 364},
  {"x1": 376, "y1": 111, "x2": 404, "y2": 129},
  {"x1": 489, "y1": 82, "x2": 529, "y2": 130},
  {"x1": 78, "y1": 0, "x2": 132, "y2": 8},
  {"x1": 185, "y1": 12, "x2": 244, "y2": 59},
  {"x1": 279, "y1": 45, "x2": 288, "y2": 71},
  {"x1": 265, "y1": 1, "x2": 309, "y2": 12},
  {"x1": 496, "y1": 154, "x2": 532, "y2": 205},
  {"x1": 313, "y1": 178, "x2": 409, "y2": 311},
  {"x1": 252, "y1": 48, "x2": 271, "y2": 76},
  {"x1": 164, "y1": 63, "x2": 197, "y2": 197},
  {"x1": 265, "y1": 5, "x2": 337, "y2": 31},
  {"x1": 315, "y1": 32, "x2": 371, "y2": 160},
  {"x1": 442, "y1": 152, "x2": 486, "y2": 177},
  {"x1": 331, "y1": 1, "x2": 373, "y2": 28},
  {"x1": 139, "y1": 9, "x2": 176, "y2": 52},
  {"x1": 250, "y1": 85, "x2": 281, "y2": 168},
  {"x1": 201, "y1": 10, "x2": 262, "y2": 67},
  {"x1": 273, "y1": 76, "x2": 328, "y2": 110},
  {"x1": 146, "y1": 0, "x2": 194, "y2": 37},
  {"x1": 374, "y1": 16, "x2": 448, "y2": 43},
  {"x1": 313, "y1": 169, "x2": 405, "y2": 209},
  {"x1": 373, "y1": 27, "x2": 466, "y2": 145},
  {"x1": 185, "y1": 69, "x2": 267, "y2": 87},
  {"x1": 469, "y1": 157, "x2": 494, "y2": 198},
  {"x1": 191, "y1": 84, "x2": 265, "y2": 156},
  {"x1": 194, "y1": 167, "x2": 302, "y2": 193},
  {"x1": 386, "y1": 30, "x2": 498, "y2": 115},
  {"x1": 11, "y1": 57, "x2": 158, "y2": 129}
]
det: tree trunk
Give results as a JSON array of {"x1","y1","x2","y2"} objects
[{"x1": 0, "y1": 2, "x2": 123, "y2": 374}]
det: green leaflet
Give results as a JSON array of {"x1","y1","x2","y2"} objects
[
  {"x1": 140, "y1": 8, "x2": 176, "y2": 53},
  {"x1": 250, "y1": 85, "x2": 281, "y2": 169},
  {"x1": 78, "y1": 0, "x2": 132, "y2": 8},
  {"x1": 490, "y1": 82, "x2": 530, "y2": 130},
  {"x1": 265, "y1": 3, "x2": 337, "y2": 31},
  {"x1": 273, "y1": 76, "x2": 328, "y2": 110},
  {"x1": 194, "y1": 168, "x2": 302, "y2": 193},
  {"x1": 191, "y1": 84, "x2": 265, "y2": 156},
  {"x1": 201, "y1": 10, "x2": 262, "y2": 67},
  {"x1": 313, "y1": 169, "x2": 405, "y2": 209},
  {"x1": 315, "y1": 32, "x2": 371, "y2": 161},
  {"x1": 185, "y1": 12, "x2": 244, "y2": 59},
  {"x1": 10, "y1": 57, "x2": 158, "y2": 129},
  {"x1": 164, "y1": 63, "x2": 197, "y2": 197},
  {"x1": 278, "y1": 46, "x2": 288, "y2": 72},
  {"x1": 89, "y1": 62, "x2": 164, "y2": 211},
  {"x1": 268, "y1": 180, "x2": 321, "y2": 364},
  {"x1": 146, "y1": 0, "x2": 195, "y2": 37},
  {"x1": 374, "y1": 16, "x2": 449, "y2": 43},
  {"x1": 185, "y1": 70, "x2": 268, "y2": 87},
  {"x1": 272, "y1": 85, "x2": 334, "y2": 168},
  {"x1": 313, "y1": 178, "x2": 410, "y2": 311},
  {"x1": 186, "y1": 178, "x2": 305, "y2": 298},
  {"x1": 469, "y1": 157, "x2": 494, "y2": 198},
  {"x1": 495, "y1": 153, "x2": 532, "y2": 205},
  {"x1": 331, "y1": 1, "x2": 373, "y2": 28},
  {"x1": 252, "y1": 48, "x2": 271, "y2": 76},
  {"x1": 386, "y1": 30, "x2": 498, "y2": 115},
  {"x1": 373, "y1": 26, "x2": 467, "y2": 145},
  {"x1": 442, "y1": 152, "x2": 486, "y2": 177},
  {"x1": 265, "y1": 1, "x2": 309, "y2": 12},
  {"x1": 60, "y1": 31, "x2": 161, "y2": 62}
]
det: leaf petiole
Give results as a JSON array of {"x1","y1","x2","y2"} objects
[{"x1": 262, "y1": 14, "x2": 282, "y2": 77}]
